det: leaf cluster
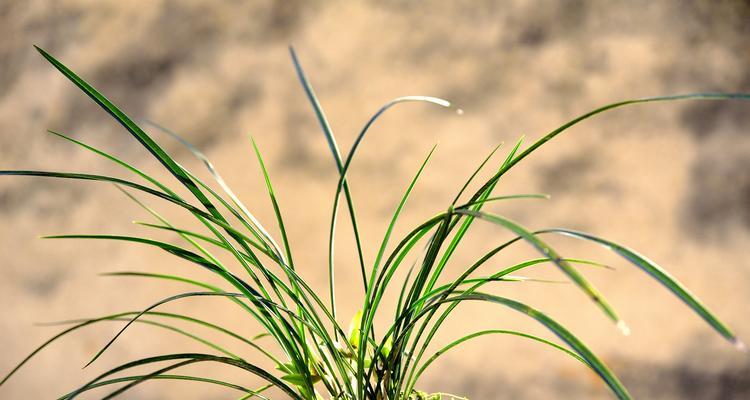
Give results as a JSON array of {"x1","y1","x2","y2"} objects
[{"x1": 1, "y1": 46, "x2": 748, "y2": 399}]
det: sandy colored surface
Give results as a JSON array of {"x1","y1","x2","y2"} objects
[{"x1": 1, "y1": 1, "x2": 750, "y2": 398}]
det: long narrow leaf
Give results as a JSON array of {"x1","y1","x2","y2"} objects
[
  {"x1": 386, "y1": 293, "x2": 632, "y2": 400},
  {"x1": 540, "y1": 228, "x2": 744, "y2": 348},
  {"x1": 411, "y1": 329, "x2": 589, "y2": 386},
  {"x1": 57, "y1": 374, "x2": 265, "y2": 400},
  {"x1": 64, "y1": 353, "x2": 301, "y2": 400},
  {"x1": 34, "y1": 47, "x2": 219, "y2": 216},
  {"x1": 456, "y1": 210, "x2": 625, "y2": 330}
]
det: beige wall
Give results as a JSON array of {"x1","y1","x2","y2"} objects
[{"x1": 1, "y1": 1, "x2": 749, "y2": 398}]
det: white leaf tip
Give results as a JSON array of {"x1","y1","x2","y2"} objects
[
  {"x1": 616, "y1": 320, "x2": 631, "y2": 336},
  {"x1": 733, "y1": 338, "x2": 747, "y2": 353}
]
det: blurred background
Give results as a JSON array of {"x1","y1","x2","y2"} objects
[{"x1": 1, "y1": 0, "x2": 750, "y2": 398}]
